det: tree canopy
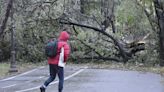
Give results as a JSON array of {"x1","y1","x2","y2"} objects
[{"x1": 0, "y1": 0, "x2": 163, "y2": 66}]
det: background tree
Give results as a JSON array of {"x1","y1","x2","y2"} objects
[
  {"x1": 136, "y1": 0, "x2": 164, "y2": 66},
  {"x1": 154, "y1": 0, "x2": 164, "y2": 66}
]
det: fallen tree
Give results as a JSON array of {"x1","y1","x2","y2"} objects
[{"x1": 59, "y1": 19, "x2": 146, "y2": 63}]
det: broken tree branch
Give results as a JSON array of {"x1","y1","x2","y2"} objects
[
  {"x1": 59, "y1": 20, "x2": 129, "y2": 62},
  {"x1": 72, "y1": 26, "x2": 103, "y2": 57}
]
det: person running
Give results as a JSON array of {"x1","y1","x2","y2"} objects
[{"x1": 40, "y1": 30, "x2": 70, "y2": 92}]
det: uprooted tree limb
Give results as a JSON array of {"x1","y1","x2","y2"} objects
[
  {"x1": 72, "y1": 26, "x2": 121, "y2": 62},
  {"x1": 60, "y1": 19, "x2": 146, "y2": 62},
  {"x1": 59, "y1": 19, "x2": 146, "y2": 63}
]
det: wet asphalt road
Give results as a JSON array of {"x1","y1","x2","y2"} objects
[{"x1": 0, "y1": 65, "x2": 164, "y2": 92}]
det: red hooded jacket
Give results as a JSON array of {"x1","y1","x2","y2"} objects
[{"x1": 48, "y1": 31, "x2": 70, "y2": 65}]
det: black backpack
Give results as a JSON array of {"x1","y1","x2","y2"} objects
[{"x1": 45, "y1": 39, "x2": 58, "y2": 58}]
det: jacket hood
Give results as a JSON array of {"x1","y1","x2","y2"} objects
[{"x1": 58, "y1": 31, "x2": 70, "y2": 41}]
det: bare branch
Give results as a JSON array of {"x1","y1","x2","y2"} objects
[{"x1": 72, "y1": 26, "x2": 103, "y2": 57}]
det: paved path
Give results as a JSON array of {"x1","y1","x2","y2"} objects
[{"x1": 0, "y1": 65, "x2": 164, "y2": 92}]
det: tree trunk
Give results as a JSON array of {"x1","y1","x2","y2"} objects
[
  {"x1": 0, "y1": 0, "x2": 14, "y2": 39},
  {"x1": 154, "y1": 0, "x2": 164, "y2": 66},
  {"x1": 80, "y1": 0, "x2": 85, "y2": 14},
  {"x1": 101, "y1": 0, "x2": 115, "y2": 33},
  {"x1": 9, "y1": 0, "x2": 17, "y2": 72}
]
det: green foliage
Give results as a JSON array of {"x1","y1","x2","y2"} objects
[
  {"x1": 8, "y1": 0, "x2": 64, "y2": 63},
  {"x1": 0, "y1": 0, "x2": 160, "y2": 66},
  {"x1": 0, "y1": 62, "x2": 10, "y2": 78},
  {"x1": 15, "y1": 21, "x2": 60, "y2": 62},
  {"x1": 0, "y1": 40, "x2": 11, "y2": 62}
]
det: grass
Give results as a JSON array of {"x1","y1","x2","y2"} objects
[
  {"x1": 0, "y1": 63, "x2": 10, "y2": 79},
  {"x1": 0, "y1": 62, "x2": 46, "y2": 79}
]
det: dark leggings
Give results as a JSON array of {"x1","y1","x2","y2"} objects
[{"x1": 44, "y1": 64, "x2": 64, "y2": 92}]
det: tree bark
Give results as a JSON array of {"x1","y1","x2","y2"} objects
[
  {"x1": 0, "y1": 0, "x2": 14, "y2": 39},
  {"x1": 101, "y1": 0, "x2": 116, "y2": 33},
  {"x1": 154, "y1": 0, "x2": 164, "y2": 66},
  {"x1": 80, "y1": 0, "x2": 85, "y2": 14}
]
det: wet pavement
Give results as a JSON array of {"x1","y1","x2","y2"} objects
[{"x1": 0, "y1": 65, "x2": 163, "y2": 92}]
